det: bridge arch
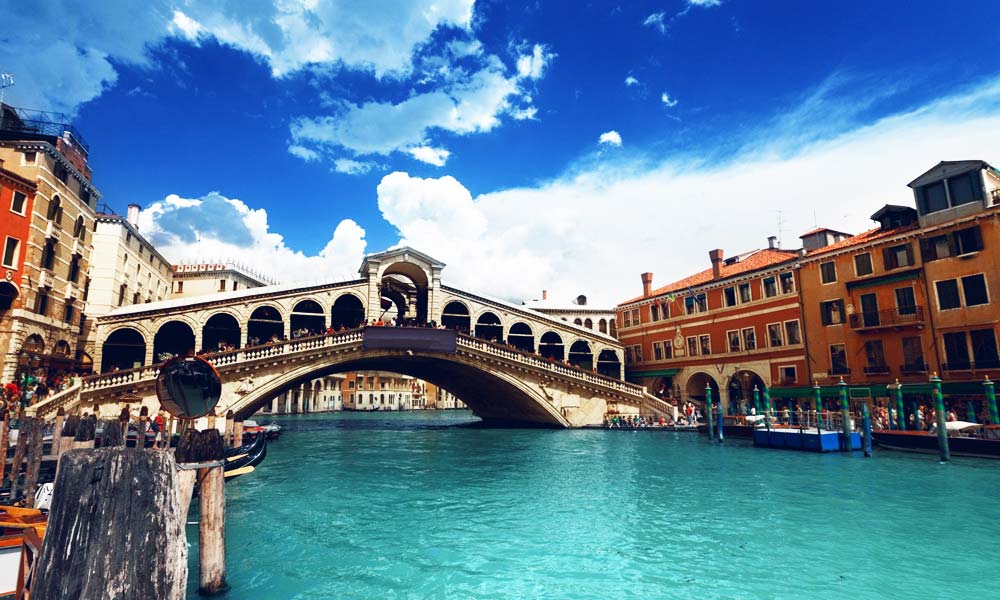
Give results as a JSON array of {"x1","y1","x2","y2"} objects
[
  {"x1": 152, "y1": 320, "x2": 195, "y2": 362},
  {"x1": 507, "y1": 322, "x2": 534, "y2": 352},
  {"x1": 474, "y1": 311, "x2": 503, "y2": 342},
  {"x1": 230, "y1": 349, "x2": 569, "y2": 427},
  {"x1": 538, "y1": 331, "x2": 565, "y2": 361},
  {"x1": 202, "y1": 312, "x2": 241, "y2": 352},
  {"x1": 440, "y1": 300, "x2": 471, "y2": 332},
  {"x1": 568, "y1": 339, "x2": 594, "y2": 370},
  {"x1": 379, "y1": 260, "x2": 430, "y2": 323},
  {"x1": 330, "y1": 293, "x2": 366, "y2": 330},
  {"x1": 247, "y1": 304, "x2": 284, "y2": 344},
  {"x1": 291, "y1": 299, "x2": 326, "y2": 334}
]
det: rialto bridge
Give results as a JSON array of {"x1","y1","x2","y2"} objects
[{"x1": 34, "y1": 248, "x2": 669, "y2": 427}]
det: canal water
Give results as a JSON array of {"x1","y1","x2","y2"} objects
[{"x1": 187, "y1": 411, "x2": 1000, "y2": 599}]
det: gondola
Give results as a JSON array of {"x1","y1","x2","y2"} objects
[
  {"x1": 872, "y1": 425, "x2": 1000, "y2": 459},
  {"x1": 223, "y1": 431, "x2": 267, "y2": 480}
]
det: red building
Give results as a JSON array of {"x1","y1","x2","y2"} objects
[
  {"x1": 617, "y1": 237, "x2": 806, "y2": 414},
  {"x1": 0, "y1": 157, "x2": 36, "y2": 310}
]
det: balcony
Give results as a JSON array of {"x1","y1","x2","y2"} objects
[
  {"x1": 849, "y1": 306, "x2": 924, "y2": 331},
  {"x1": 900, "y1": 362, "x2": 928, "y2": 375},
  {"x1": 943, "y1": 359, "x2": 1000, "y2": 371},
  {"x1": 863, "y1": 365, "x2": 890, "y2": 376},
  {"x1": 830, "y1": 366, "x2": 851, "y2": 376}
]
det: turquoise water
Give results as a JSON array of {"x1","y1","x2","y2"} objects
[{"x1": 187, "y1": 411, "x2": 1000, "y2": 599}]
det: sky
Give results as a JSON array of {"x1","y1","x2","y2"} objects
[{"x1": 4, "y1": 0, "x2": 1000, "y2": 306}]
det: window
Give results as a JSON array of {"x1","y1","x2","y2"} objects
[
  {"x1": 660, "y1": 302, "x2": 670, "y2": 320},
  {"x1": 699, "y1": 335, "x2": 711, "y2": 356},
  {"x1": 902, "y1": 337, "x2": 925, "y2": 370},
  {"x1": 820, "y1": 261, "x2": 837, "y2": 284},
  {"x1": 944, "y1": 332, "x2": 970, "y2": 368},
  {"x1": 68, "y1": 255, "x2": 80, "y2": 283},
  {"x1": 780, "y1": 366, "x2": 796, "y2": 385},
  {"x1": 953, "y1": 226, "x2": 983, "y2": 255},
  {"x1": 2, "y1": 237, "x2": 19, "y2": 268},
  {"x1": 918, "y1": 181, "x2": 948, "y2": 215},
  {"x1": 742, "y1": 327, "x2": 756, "y2": 350},
  {"x1": 232, "y1": 281, "x2": 238, "y2": 291},
  {"x1": 33, "y1": 288, "x2": 49, "y2": 316},
  {"x1": 219, "y1": 279, "x2": 226, "y2": 292},
  {"x1": 624, "y1": 347, "x2": 633, "y2": 364},
  {"x1": 685, "y1": 293, "x2": 707, "y2": 314},
  {"x1": 631, "y1": 309, "x2": 640, "y2": 325},
  {"x1": 883, "y1": 243, "x2": 913, "y2": 270},
  {"x1": 46, "y1": 195, "x2": 62, "y2": 221},
  {"x1": 854, "y1": 253, "x2": 873, "y2": 277},
  {"x1": 118, "y1": 284, "x2": 126, "y2": 306},
  {"x1": 784, "y1": 320, "x2": 801, "y2": 345},
  {"x1": 767, "y1": 323, "x2": 783, "y2": 347},
  {"x1": 53, "y1": 162, "x2": 68, "y2": 183},
  {"x1": 738, "y1": 283, "x2": 752, "y2": 303},
  {"x1": 762, "y1": 276, "x2": 777, "y2": 298},
  {"x1": 653, "y1": 342, "x2": 663, "y2": 361},
  {"x1": 40, "y1": 240, "x2": 56, "y2": 270},
  {"x1": 962, "y1": 274, "x2": 989, "y2": 306},
  {"x1": 865, "y1": 340, "x2": 887, "y2": 369},
  {"x1": 971, "y1": 329, "x2": 999, "y2": 367},
  {"x1": 921, "y1": 234, "x2": 952, "y2": 262},
  {"x1": 727, "y1": 330, "x2": 741, "y2": 353},
  {"x1": 10, "y1": 191, "x2": 26, "y2": 215},
  {"x1": 936, "y1": 279, "x2": 960, "y2": 310},
  {"x1": 779, "y1": 272, "x2": 795, "y2": 294},
  {"x1": 176, "y1": 281, "x2": 184, "y2": 294},
  {"x1": 73, "y1": 216, "x2": 85, "y2": 239},
  {"x1": 132, "y1": 292, "x2": 140, "y2": 305},
  {"x1": 63, "y1": 299, "x2": 74, "y2": 323},
  {"x1": 947, "y1": 172, "x2": 982, "y2": 206},
  {"x1": 622, "y1": 311, "x2": 631, "y2": 328},
  {"x1": 895, "y1": 287, "x2": 916, "y2": 315},
  {"x1": 633, "y1": 345, "x2": 643, "y2": 362},
  {"x1": 724, "y1": 287, "x2": 737, "y2": 307},
  {"x1": 830, "y1": 344, "x2": 848, "y2": 374},
  {"x1": 820, "y1": 299, "x2": 845, "y2": 325},
  {"x1": 650, "y1": 304, "x2": 659, "y2": 321},
  {"x1": 687, "y1": 336, "x2": 698, "y2": 357},
  {"x1": 23, "y1": 152, "x2": 36, "y2": 164},
  {"x1": 663, "y1": 344, "x2": 673, "y2": 359}
]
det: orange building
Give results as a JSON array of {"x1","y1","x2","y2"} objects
[
  {"x1": 795, "y1": 160, "x2": 1000, "y2": 420},
  {"x1": 0, "y1": 158, "x2": 36, "y2": 293},
  {"x1": 616, "y1": 237, "x2": 806, "y2": 414}
]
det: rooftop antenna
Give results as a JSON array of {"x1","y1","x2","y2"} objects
[{"x1": 0, "y1": 73, "x2": 14, "y2": 131}]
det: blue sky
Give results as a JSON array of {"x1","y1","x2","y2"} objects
[{"x1": 4, "y1": 1, "x2": 1000, "y2": 304}]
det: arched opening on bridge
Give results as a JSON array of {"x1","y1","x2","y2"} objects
[
  {"x1": 507, "y1": 322, "x2": 534, "y2": 352},
  {"x1": 573, "y1": 318, "x2": 582, "y2": 326},
  {"x1": 685, "y1": 372, "x2": 719, "y2": 406},
  {"x1": 441, "y1": 301, "x2": 471, "y2": 333},
  {"x1": 596, "y1": 349, "x2": 621, "y2": 379},
  {"x1": 568, "y1": 340, "x2": 594, "y2": 370},
  {"x1": 474, "y1": 312, "x2": 503, "y2": 342},
  {"x1": 248, "y1": 305, "x2": 283, "y2": 345},
  {"x1": 729, "y1": 370, "x2": 767, "y2": 415},
  {"x1": 584, "y1": 318, "x2": 593, "y2": 330},
  {"x1": 379, "y1": 290, "x2": 407, "y2": 323},
  {"x1": 153, "y1": 321, "x2": 195, "y2": 362},
  {"x1": 100, "y1": 332, "x2": 135, "y2": 373},
  {"x1": 0, "y1": 282, "x2": 18, "y2": 316},
  {"x1": 598, "y1": 319, "x2": 607, "y2": 334},
  {"x1": 203, "y1": 313, "x2": 240, "y2": 352},
  {"x1": 381, "y1": 261, "x2": 429, "y2": 324},
  {"x1": 291, "y1": 300, "x2": 325, "y2": 335},
  {"x1": 538, "y1": 331, "x2": 565, "y2": 361},
  {"x1": 331, "y1": 294, "x2": 365, "y2": 330}
]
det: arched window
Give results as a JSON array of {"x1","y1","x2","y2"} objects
[
  {"x1": 73, "y1": 216, "x2": 86, "y2": 239},
  {"x1": 441, "y1": 301, "x2": 471, "y2": 332},
  {"x1": 46, "y1": 195, "x2": 62, "y2": 222}
]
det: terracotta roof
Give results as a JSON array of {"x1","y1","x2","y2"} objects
[
  {"x1": 804, "y1": 222, "x2": 918, "y2": 258},
  {"x1": 799, "y1": 226, "x2": 852, "y2": 238},
  {"x1": 619, "y1": 248, "x2": 799, "y2": 306}
]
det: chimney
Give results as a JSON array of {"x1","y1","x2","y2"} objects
[
  {"x1": 126, "y1": 203, "x2": 141, "y2": 229},
  {"x1": 767, "y1": 236, "x2": 778, "y2": 249},
  {"x1": 709, "y1": 249, "x2": 724, "y2": 279},
  {"x1": 641, "y1": 272, "x2": 653, "y2": 297},
  {"x1": 542, "y1": 289, "x2": 548, "y2": 301}
]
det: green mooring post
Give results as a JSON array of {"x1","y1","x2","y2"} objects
[
  {"x1": 932, "y1": 373, "x2": 949, "y2": 462},
  {"x1": 813, "y1": 381, "x2": 823, "y2": 431},
  {"x1": 838, "y1": 377, "x2": 851, "y2": 451},
  {"x1": 893, "y1": 380, "x2": 905, "y2": 430},
  {"x1": 705, "y1": 384, "x2": 715, "y2": 442},
  {"x1": 862, "y1": 403, "x2": 872, "y2": 457},
  {"x1": 763, "y1": 385, "x2": 773, "y2": 430},
  {"x1": 753, "y1": 386, "x2": 761, "y2": 414},
  {"x1": 985, "y1": 376, "x2": 999, "y2": 425}
]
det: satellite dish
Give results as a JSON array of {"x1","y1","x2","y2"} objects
[{"x1": 155, "y1": 355, "x2": 222, "y2": 419}]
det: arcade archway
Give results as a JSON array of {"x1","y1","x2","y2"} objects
[
  {"x1": 153, "y1": 321, "x2": 195, "y2": 362},
  {"x1": 248, "y1": 305, "x2": 283, "y2": 344},
  {"x1": 507, "y1": 322, "x2": 534, "y2": 352},
  {"x1": 331, "y1": 294, "x2": 365, "y2": 330},
  {"x1": 538, "y1": 331, "x2": 565, "y2": 361},
  {"x1": 203, "y1": 313, "x2": 240, "y2": 352},
  {"x1": 101, "y1": 328, "x2": 145, "y2": 372},
  {"x1": 441, "y1": 301, "x2": 471, "y2": 332},
  {"x1": 685, "y1": 372, "x2": 719, "y2": 404}
]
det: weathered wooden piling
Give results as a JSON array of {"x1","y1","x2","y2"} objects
[
  {"x1": 100, "y1": 419, "x2": 125, "y2": 448},
  {"x1": 175, "y1": 428, "x2": 229, "y2": 595},
  {"x1": 72, "y1": 414, "x2": 97, "y2": 450},
  {"x1": 8, "y1": 415, "x2": 29, "y2": 498},
  {"x1": 0, "y1": 407, "x2": 9, "y2": 484},
  {"x1": 224, "y1": 411, "x2": 235, "y2": 447},
  {"x1": 54, "y1": 413, "x2": 80, "y2": 480},
  {"x1": 233, "y1": 420, "x2": 244, "y2": 447},
  {"x1": 31, "y1": 448, "x2": 188, "y2": 599},
  {"x1": 23, "y1": 417, "x2": 43, "y2": 507}
]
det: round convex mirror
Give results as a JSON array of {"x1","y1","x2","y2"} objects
[{"x1": 155, "y1": 356, "x2": 222, "y2": 419}]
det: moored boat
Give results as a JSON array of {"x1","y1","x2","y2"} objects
[{"x1": 872, "y1": 424, "x2": 1000, "y2": 459}]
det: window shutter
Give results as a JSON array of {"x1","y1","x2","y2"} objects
[
  {"x1": 905, "y1": 244, "x2": 914, "y2": 266},
  {"x1": 820, "y1": 303, "x2": 830, "y2": 326},
  {"x1": 947, "y1": 233, "x2": 958, "y2": 257},
  {"x1": 919, "y1": 238, "x2": 934, "y2": 261},
  {"x1": 882, "y1": 248, "x2": 894, "y2": 270},
  {"x1": 973, "y1": 226, "x2": 984, "y2": 251}
]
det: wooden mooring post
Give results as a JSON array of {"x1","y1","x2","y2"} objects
[
  {"x1": 0, "y1": 406, "x2": 9, "y2": 484},
  {"x1": 176, "y1": 427, "x2": 229, "y2": 596},
  {"x1": 22, "y1": 417, "x2": 43, "y2": 507},
  {"x1": 31, "y1": 448, "x2": 188, "y2": 599},
  {"x1": 224, "y1": 411, "x2": 235, "y2": 447}
]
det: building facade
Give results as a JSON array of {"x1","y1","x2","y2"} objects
[
  {"x1": 170, "y1": 262, "x2": 274, "y2": 298},
  {"x1": 523, "y1": 291, "x2": 618, "y2": 337},
  {"x1": 0, "y1": 105, "x2": 101, "y2": 381},
  {"x1": 617, "y1": 239, "x2": 805, "y2": 414},
  {"x1": 0, "y1": 158, "x2": 36, "y2": 311}
]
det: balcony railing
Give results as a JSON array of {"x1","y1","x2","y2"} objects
[
  {"x1": 830, "y1": 366, "x2": 851, "y2": 376},
  {"x1": 943, "y1": 359, "x2": 1000, "y2": 371},
  {"x1": 849, "y1": 306, "x2": 924, "y2": 330},
  {"x1": 900, "y1": 362, "x2": 928, "y2": 375},
  {"x1": 863, "y1": 365, "x2": 890, "y2": 375}
]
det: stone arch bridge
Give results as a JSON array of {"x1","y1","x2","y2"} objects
[{"x1": 38, "y1": 248, "x2": 667, "y2": 427}]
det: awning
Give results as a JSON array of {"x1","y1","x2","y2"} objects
[
  {"x1": 770, "y1": 380, "x2": 993, "y2": 399},
  {"x1": 845, "y1": 268, "x2": 921, "y2": 291},
  {"x1": 626, "y1": 368, "x2": 680, "y2": 379}
]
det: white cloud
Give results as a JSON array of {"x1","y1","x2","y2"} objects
[
  {"x1": 334, "y1": 158, "x2": 377, "y2": 175},
  {"x1": 516, "y1": 44, "x2": 554, "y2": 80},
  {"x1": 688, "y1": 0, "x2": 722, "y2": 7},
  {"x1": 371, "y1": 76, "x2": 1000, "y2": 306},
  {"x1": 661, "y1": 92, "x2": 679, "y2": 107},
  {"x1": 138, "y1": 192, "x2": 367, "y2": 283},
  {"x1": 598, "y1": 131, "x2": 622, "y2": 146},
  {"x1": 407, "y1": 146, "x2": 451, "y2": 166},
  {"x1": 288, "y1": 145, "x2": 320, "y2": 161},
  {"x1": 625, "y1": 76, "x2": 639, "y2": 87},
  {"x1": 643, "y1": 12, "x2": 667, "y2": 34}
]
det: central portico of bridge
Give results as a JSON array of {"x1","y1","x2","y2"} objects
[{"x1": 42, "y1": 247, "x2": 667, "y2": 427}]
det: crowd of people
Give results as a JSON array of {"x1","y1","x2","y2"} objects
[{"x1": 1, "y1": 372, "x2": 81, "y2": 409}]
